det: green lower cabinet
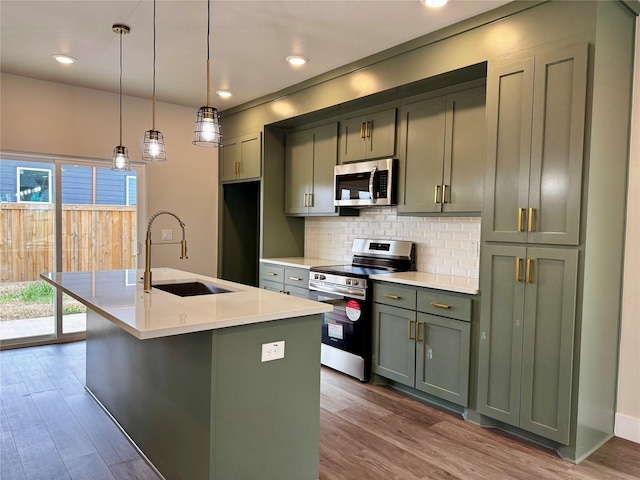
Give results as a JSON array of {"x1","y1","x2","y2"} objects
[
  {"x1": 372, "y1": 287, "x2": 472, "y2": 407},
  {"x1": 477, "y1": 244, "x2": 578, "y2": 444},
  {"x1": 415, "y1": 313, "x2": 470, "y2": 406},
  {"x1": 372, "y1": 303, "x2": 416, "y2": 387}
]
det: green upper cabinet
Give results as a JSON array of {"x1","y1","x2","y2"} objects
[
  {"x1": 285, "y1": 123, "x2": 338, "y2": 215},
  {"x1": 483, "y1": 44, "x2": 588, "y2": 245},
  {"x1": 338, "y1": 108, "x2": 396, "y2": 164},
  {"x1": 220, "y1": 131, "x2": 262, "y2": 182},
  {"x1": 398, "y1": 86, "x2": 486, "y2": 214},
  {"x1": 477, "y1": 244, "x2": 578, "y2": 444}
]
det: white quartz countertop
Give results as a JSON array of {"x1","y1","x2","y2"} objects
[
  {"x1": 41, "y1": 268, "x2": 332, "y2": 340},
  {"x1": 260, "y1": 257, "x2": 338, "y2": 269},
  {"x1": 369, "y1": 272, "x2": 479, "y2": 295}
]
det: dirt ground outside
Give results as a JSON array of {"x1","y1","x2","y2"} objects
[{"x1": 0, "y1": 281, "x2": 85, "y2": 321}]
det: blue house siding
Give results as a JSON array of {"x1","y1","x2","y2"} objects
[
  {"x1": 61, "y1": 165, "x2": 92, "y2": 204},
  {"x1": 1, "y1": 159, "x2": 136, "y2": 206}
]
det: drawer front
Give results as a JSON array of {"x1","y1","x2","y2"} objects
[
  {"x1": 373, "y1": 283, "x2": 417, "y2": 310},
  {"x1": 417, "y1": 291, "x2": 471, "y2": 322},
  {"x1": 260, "y1": 264, "x2": 284, "y2": 283},
  {"x1": 284, "y1": 267, "x2": 309, "y2": 288},
  {"x1": 261, "y1": 279, "x2": 283, "y2": 293},
  {"x1": 285, "y1": 285, "x2": 310, "y2": 299}
]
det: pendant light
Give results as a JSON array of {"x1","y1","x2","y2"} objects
[
  {"x1": 142, "y1": 0, "x2": 167, "y2": 161},
  {"x1": 112, "y1": 24, "x2": 131, "y2": 170},
  {"x1": 192, "y1": 0, "x2": 222, "y2": 147}
]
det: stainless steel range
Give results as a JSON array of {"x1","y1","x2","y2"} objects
[{"x1": 309, "y1": 239, "x2": 415, "y2": 382}]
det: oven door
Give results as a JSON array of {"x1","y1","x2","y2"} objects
[{"x1": 309, "y1": 289, "x2": 370, "y2": 358}]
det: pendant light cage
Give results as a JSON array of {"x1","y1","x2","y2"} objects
[
  {"x1": 143, "y1": 129, "x2": 167, "y2": 161},
  {"x1": 193, "y1": 0, "x2": 222, "y2": 148},
  {"x1": 193, "y1": 106, "x2": 222, "y2": 147},
  {"x1": 142, "y1": 0, "x2": 167, "y2": 162},
  {"x1": 112, "y1": 24, "x2": 131, "y2": 171}
]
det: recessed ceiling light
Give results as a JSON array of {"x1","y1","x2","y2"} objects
[
  {"x1": 420, "y1": 0, "x2": 448, "y2": 7},
  {"x1": 52, "y1": 54, "x2": 77, "y2": 64},
  {"x1": 216, "y1": 90, "x2": 232, "y2": 98},
  {"x1": 286, "y1": 55, "x2": 308, "y2": 66}
]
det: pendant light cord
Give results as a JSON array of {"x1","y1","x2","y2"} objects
[
  {"x1": 119, "y1": 29, "x2": 123, "y2": 145},
  {"x1": 152, "y1": 0, "x2": 156, "y2": 130},
  {"x1": 206, "y1": 0, "x2": 211, "y2": 107}
]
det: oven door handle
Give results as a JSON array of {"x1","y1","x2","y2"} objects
[{"x1": 309, "y1": 281, "x2": 366, "y2": 299}]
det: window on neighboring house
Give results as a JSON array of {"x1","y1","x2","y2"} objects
[
  {"x1": 17, "y1": 167, "x2": 52, "y2": 203},
  {"x1": 126, "y1": 175, "x2": 137, "y2": 206}
]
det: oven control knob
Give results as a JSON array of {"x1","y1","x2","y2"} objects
[
  {"x1": 351, "y1": 279, "x2": 359, "y2": 286},
  {"x1": 316, "y1": 274, "x2": 326, "y2": 280},
  {"x1": 345, "y1": 279, "x2": 352, "y2": 285}
]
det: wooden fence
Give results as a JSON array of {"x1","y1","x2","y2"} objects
[{"x1": 0, "y1": 203, "x2": 137, "y2": 283}]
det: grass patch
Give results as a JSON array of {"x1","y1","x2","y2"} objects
[
  {"x1": 0, "y1": 281, "x2": 55, "y2": 303},
  {"x1": 0, "y1": 281, "x2": 85, "y2": 321}
]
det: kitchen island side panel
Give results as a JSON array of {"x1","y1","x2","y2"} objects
[
  {"x1": 210, "y1": 314, "x2": 322, "y2": 480},
  {"x1": 86, "y1": 309, "x2": 213, "y2": 480}
]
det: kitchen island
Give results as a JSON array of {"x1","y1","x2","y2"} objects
[{"x1": 41, "y1": 268, "x2": 332, "y2": 480}]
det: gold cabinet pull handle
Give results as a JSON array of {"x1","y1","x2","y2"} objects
[
  {"x1": 408, "y1": 320, "x2": 415, "y2": 340},
  {"x1": 384, "y1": 293, "x2": 400, "y2": 299},
  {"x1": 366, "y1": 121, "x2": 371, "y2": 138},
  {"x1": 416, "y1": 322, "x2": 422, "y2": 343},
  {"x1": 517, "y1": 207, "x2": 525, "y2": 232},
  {"x1": 442, "y1": 184, "x2": 448, "y2": 204},
  {"x1": 360, "y1": 122, "x2": 365, "y2": 139},
  {"x1": 528, "y1": 207, "x2": 535, "y2": 232},
  {"x1": 266, "y1": 272, "x2": 277, "y2": 276},
  {"x1": 309, "y1": 193, "x2": 314, "y2": 207},
  {"x1": 526, "y1": 258, "x2": 533, "y2": 283},
  {"x1": 289, "y1": 276, "x2": 302, "y2": 281},
  {"x1": 434, "y1": 185, "x2": 441, "y2": 204},
  {"x1": 516, "y1": 257, "x2": 523, "y2": 282},
  {"x1": 430, "y1": 302, "x2": 451, "y2": 309}
]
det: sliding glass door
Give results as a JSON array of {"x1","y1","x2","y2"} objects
[{"x1": 0, "y1": 155, "x2": 143, "y2": 347}]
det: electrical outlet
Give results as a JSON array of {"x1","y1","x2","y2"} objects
[
  {"x1": 469, "y1": 241, "x2": 479, "y2": 257},
  {"x1": 261, "y1": 341, "x2": 285, "y2": 362},
  {"x1": 161, "y1": 229, "x2": 172, "y2": 241}
]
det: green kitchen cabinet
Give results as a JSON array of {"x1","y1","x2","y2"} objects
[
  {"x1": 372, "y1": 282, "x2": 472, "y2": 406},
  {"x1": 339, "y1": 108, "x2": 396, "y2": 164},
  {"x1": 260, "y1": 262, "x2": 311, "y2": 299},
  {"x1": 477, "y1": 244, "x2": 578, "y2": 444},
  {"x1": 220, "y1": 131, "x2": 262, "y2": 182},
  {"x1": 483, "y1": 44, "x2": 587, "y2": 245},
  {"x1": 399, "y1": 86, "x2": 486, "y2": 214},
  {"x1": 285, "y1": 123, "x2": 338, "y2": 215}
]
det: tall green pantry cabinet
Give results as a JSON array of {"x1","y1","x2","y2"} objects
[{"x1": 478, "y1": 43, "x2": 587, "y2": 448}]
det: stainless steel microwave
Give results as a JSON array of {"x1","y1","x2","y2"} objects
[{"x1": 334, "y1": 158, "x2": 397, "y2": 207}]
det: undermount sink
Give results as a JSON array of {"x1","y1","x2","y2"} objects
[{"x1": 153, "y1": 281, "x2": 232, "y2": 297}]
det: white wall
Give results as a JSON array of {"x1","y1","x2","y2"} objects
[
  {"x1": 615, "y1": 20, "x2": 640, "y2": 444},
  {"x1": 0, "y1": 73, "x2": 218, "y2": 277}
]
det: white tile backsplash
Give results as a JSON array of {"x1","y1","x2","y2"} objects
[{"x1": 304, "y1": 207, "x2": 481, "y2": 279}]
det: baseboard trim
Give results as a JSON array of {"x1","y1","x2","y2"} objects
[{"x1": 615, "y1": 413, "x2": 640, "y2": 444}]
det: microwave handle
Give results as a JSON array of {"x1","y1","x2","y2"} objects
[{"x1": 369, "y1": 166, "x2": 377, "y2": 203}]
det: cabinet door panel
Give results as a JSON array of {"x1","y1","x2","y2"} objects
[
  {"x1": 477, "y1": 244, "x2": 526, "y2": 426},
  {"x1": 339, "y1": 116, "x2": 366, "y2": 164},
  {"x1": 443, "y1": 86, "x2": 486, "y2": 213},
  {"x1": 220, "y1": 140, "x2": 240, "y2": 182},
  {"x1": 415, "y1": 313, "x2": 470, "y2": 406},
  {"x1": 528, "y1": 45, "x2": 587, "y2": 245},
  {"x1": 239, "y1": 134, "x2": 262, "y2": 180},
  {"x1": 285, "y1": 130, "x2": 314, "y2": 214},
  {"x1": 367, "y1": 108, "x2": 396, "y2": 160},
  {"x1": 310, "y1": 123, "x2": 338, "y2": 214},
  {"x1": 372, "y1": 303, "x2": 416, "y2": 387},
  {"x1": 483, "y1": 58, "x2": 534, "y2": 242},
  {"x1": 520, "y1": 248, "x2": 577, "y2": 444},
  {"x1": 398, "y1": 97, "x2": 447, "y2": 214}
]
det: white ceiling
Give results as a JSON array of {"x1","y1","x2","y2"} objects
[{"x1": 0, "y1": 1, "x2": 512, "y2": 112}]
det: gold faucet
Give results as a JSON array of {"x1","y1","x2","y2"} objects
[{"x1": 143, "y1": 210, "x2": 188, "y2": 292}]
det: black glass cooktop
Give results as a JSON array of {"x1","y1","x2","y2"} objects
[{"x1": 310, "y1": 265, "x2": 394, "y2": 278}]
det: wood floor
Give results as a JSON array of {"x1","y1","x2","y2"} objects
[{"x1": 1, "y1": 341, "x2": 638, "y2": 480}]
